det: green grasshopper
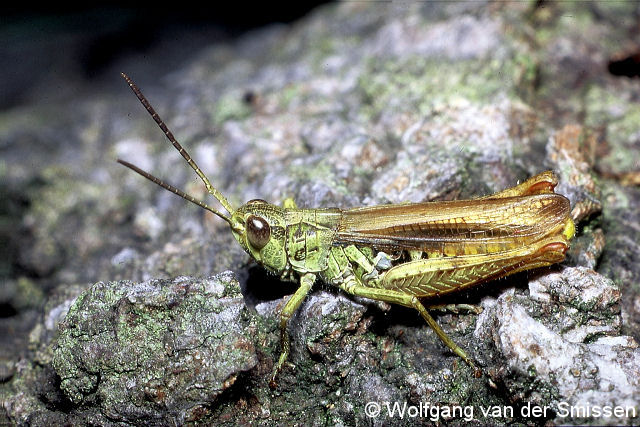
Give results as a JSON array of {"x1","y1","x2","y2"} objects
[{"x1": 117, "y1": 73, "x2": 575, "y2": 387}]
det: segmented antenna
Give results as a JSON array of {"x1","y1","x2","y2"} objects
[
  {"x1": 117, "y1": 159, "x2": 232, "y2": 223},
  {"x1": 118, "y1": 73, "x2": 235, "y2": 223},
  {"x1": 120, "y1": 73, "x2": 234, "y2": 214}
]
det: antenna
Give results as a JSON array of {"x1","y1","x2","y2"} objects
[
  {"x1": 118, "y1": 73, "x2": 235, "y2": 224},
  {"x1": 117, "y1": 159, "x2": 232, "y2": 224}
]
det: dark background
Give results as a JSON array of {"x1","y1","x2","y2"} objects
[{"x1": 1, "y1": 3, "x2": 331, "y2": 110}]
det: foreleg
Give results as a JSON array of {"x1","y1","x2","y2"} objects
[{"x1": 270, "y1": 272, "x2": 315, "y2": 388}]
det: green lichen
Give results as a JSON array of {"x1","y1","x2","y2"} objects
[
  {"x1": 52, "y1": 274, "x2": 258, "y2": 422},
  {"x1": 211, "y1": 90, "x2": 253, "y2": 125},
  {"x1": 356, "y1": 57, "x2": 522, "y2": 124}
]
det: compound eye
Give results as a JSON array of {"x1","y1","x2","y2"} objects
[
  {"x1": 247, "y1": 199, "x2": 268, "y2": 205},
  {"x1": 246, "y1": 215, "x2": 271, "y2": 250}
]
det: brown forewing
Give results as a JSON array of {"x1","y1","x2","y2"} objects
[{"x1": 334, "y1": 194, "x2": 571, "y2": 254}]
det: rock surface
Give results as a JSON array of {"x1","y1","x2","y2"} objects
[{"x1": 2, "y1": 2, "x2": 639, "y2": 425}]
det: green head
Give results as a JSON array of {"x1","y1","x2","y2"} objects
[
  {"x1": 117, "y1": 73, "x2": 289, "y2": 275},
  {"x1": 231, "y1": 200, "x2": 288, "y2": 274}
]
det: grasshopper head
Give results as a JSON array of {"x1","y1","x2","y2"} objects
[{"x1": 230, "y1": 200, "x2": 288, "y2": 274}]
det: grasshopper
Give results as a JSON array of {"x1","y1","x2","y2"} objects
[{"x1": 117, "y1": 73, "x2": 575, "y2": 387}]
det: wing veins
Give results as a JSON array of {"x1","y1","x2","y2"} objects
[{"x1": 335, "y1": 194, "x2": 570, "y2": 252}]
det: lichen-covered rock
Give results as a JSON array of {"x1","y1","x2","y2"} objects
[
  {"x1": 3, "y1": 1, "x2": 640, "y2": 425},
  {"x1": 52, "y1": 272, "x2": 258, "y2": 424},
  {"x1": 476, "y1": 267, "x2": 639, "y2": 425}
]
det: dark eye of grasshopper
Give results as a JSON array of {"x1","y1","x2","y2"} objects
[
  {"x1": 246, "y1": 215, "x2": 271, "y2": 249},
  {"x1": 247, "y1": 199, "x2": 267, "y2": 205}
]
